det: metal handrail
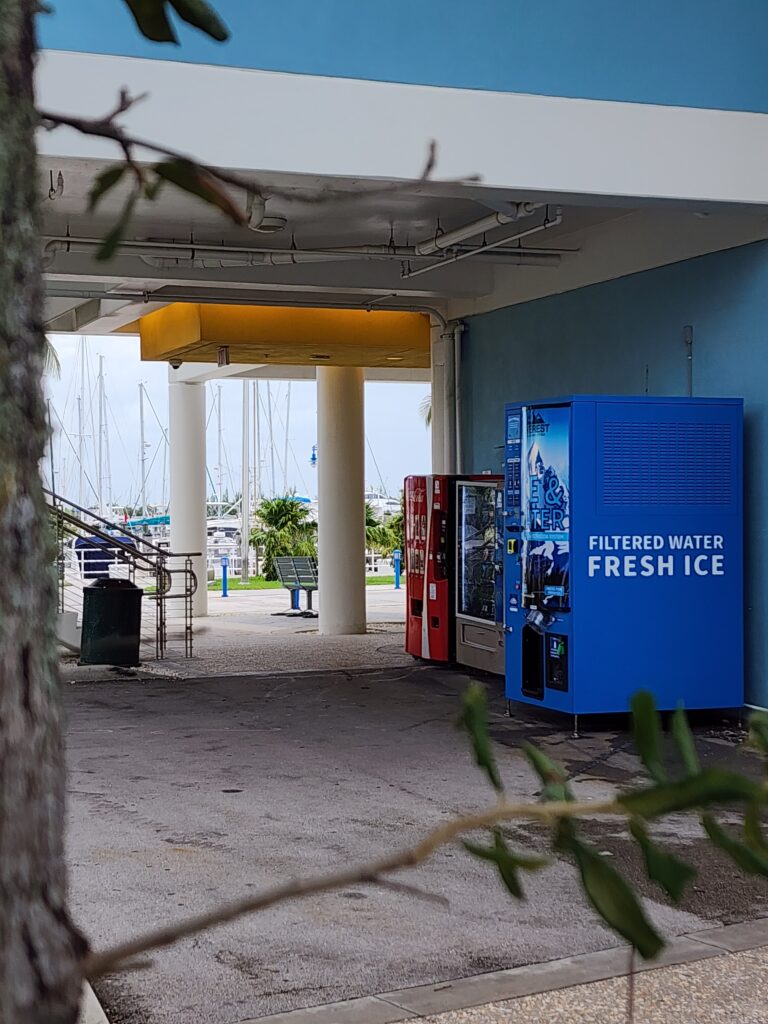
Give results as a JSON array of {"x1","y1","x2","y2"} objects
[
  {"x1": 54, "y1": 506, "x2": 164, "y2": 574},
  {"x1": 48, "y1": 494, "x2": 197, "y2": 659},
  {"x1": 42, "y1": 487, "x2": 200, "y2": 560}
]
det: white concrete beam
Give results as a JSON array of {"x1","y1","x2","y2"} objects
[{"x1": 38, "y1": 50, "x2": 768, "y2": 207}]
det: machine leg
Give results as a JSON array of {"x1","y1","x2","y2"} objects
[
  {"x1": 572, "y1": 714, "x2": 579, "y2": 740},
  {"x1": 506, "y1": 699, "x2": 512, "y2": 718}
]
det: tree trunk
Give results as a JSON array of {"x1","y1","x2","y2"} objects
[{"x1": 0, "y1": 3, "x2": 86, "y2": 1021}]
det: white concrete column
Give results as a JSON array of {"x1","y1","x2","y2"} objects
[
  {"x1": 317, "y1": 366, "x2": 366, "y2": 635},
  {"x1": 169, "y1": 377, "x2": 208, "y2": 617},
  {"x1": 430, "y1": 326, "x2": 446, "y2": 474}
]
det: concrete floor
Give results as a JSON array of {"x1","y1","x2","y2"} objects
[
  {"x1": 153, "y1": 584, "x2": 409, "y2": 677},
  {"x1": 61, "y1": 585, "x2": 410, "y2": 683},
  {"x1": 64, "y1": 664, "x2": 765, "y2": 1024}
]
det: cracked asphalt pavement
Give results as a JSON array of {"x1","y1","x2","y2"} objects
[{"x1": 64, "y1": 665, "x2": 764, "y2": 1023}]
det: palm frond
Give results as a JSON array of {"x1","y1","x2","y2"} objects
[
  {"x1": 418, "y1": 394, "x2": 432, "y2": 427},
  {"x1": 43, "y1": 338, "x2": 61, "y2": 378}
]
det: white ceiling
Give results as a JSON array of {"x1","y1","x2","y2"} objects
[{"x1": 41, "y1": 156, "x2": 768, "y2": 340}]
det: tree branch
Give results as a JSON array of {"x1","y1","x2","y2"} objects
[{"x1": 83, "y1": 795, "x2": 618, "y2": 979}]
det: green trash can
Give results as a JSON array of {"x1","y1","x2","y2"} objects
[{"x1": 80, "y1": 578, "x2": 143, "y2": 667}]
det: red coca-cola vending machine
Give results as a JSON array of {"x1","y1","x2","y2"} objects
[
  {"x1": 404, "y1": 474, "x2": 454, "y2": 661},
  {"x1": 405, "y1": 473, "x2": 505, "y2": 671}
]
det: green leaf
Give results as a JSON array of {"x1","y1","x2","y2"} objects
[
  {"x1": 564, "y1": 835, "x2": 664, "y2": 960},
  {"x1": 620, "y1": 769, "x2": 763, "y2": 820},
  {"x1": 96, "y1": 192, "x2": 138, "y2": 261},
  {"x1": 169, "y1": 0, "x2": 229, "y2": 40},
  {"x1": 143, "y1": 176, "x2": 165, "y2": 201},
  {"x1": 744, "y1": 802, "x2": 767, "y2": 850},
  {"x1": 671, "y1": 705, "x2": 701, "y2": 777},
  {"x1": 463, "y1": 830, "x2": 549, "y2": 900},
  {"x1": 153, "y1": 159, "x2": 245, "y2": 223},
  {"x1": 88, "y1": 165, "x2": 128, "y2": 212},
  {"x1": 629, "y1": 818, "x2": 696, "y2": 902},
  {"x1": 458, "y1": 684, "x2": 503, "y2": 792},
  {"x1": 749, "y1": 711, "x2": 768, "y2": 757},
  {"x1": 523, "y1": 743, "x2": 573, "y2": 803},
  {"x1": 124, "y1": 0, "x2": 178, "y2": 43},
  {"x1": 703, "y1": 814, "x2": 768, "y2": 875},
  {"x1": 631, "y1": 691, "x2": 667, "y2": 784}
]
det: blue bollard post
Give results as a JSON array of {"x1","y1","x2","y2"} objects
[
  {"x1": 221, "y1": 555, "x2": 229, "y2": 598},
  {"x1": 393, "y1": 548, "x2": 401, "y2": 589}
]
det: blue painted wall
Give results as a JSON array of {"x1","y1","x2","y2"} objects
[
  {"x1": 39, "y1": 0, "x2": 768, "y2": 112},
  {"x1": 461, "y1": 241, "x2": 768, "y2": 705}
]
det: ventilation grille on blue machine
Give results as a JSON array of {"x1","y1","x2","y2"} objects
[{"x1": 601, "y1": 420, "x2": 732, "y2": 507}]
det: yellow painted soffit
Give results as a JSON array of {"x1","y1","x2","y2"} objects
[{"x1": 138, "y1": 303, "x2": 431, "y2": 368}]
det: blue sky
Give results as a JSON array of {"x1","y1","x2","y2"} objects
[{"x1": 44, "y1": 334, "x2": 431, "y2": 509}]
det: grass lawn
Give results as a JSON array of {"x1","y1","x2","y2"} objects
[
  {"x1": 208, "y1": 576, "x2": 281, "y2": 591},
  {"x1": 208, "y1": 574, "x2": 399, "y2": 591}
]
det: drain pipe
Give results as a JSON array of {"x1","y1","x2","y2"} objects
[
  {"x1": 454, "y1": 321, "x2": 465, "y2": 473},
  {"x1": 441, "y1": 323, "x2": 464, "y2": 474},
  {"x1": 683, "y1": 324, "x2": 693, "y2": 397},
  {"x1": 443, "y1": 326, "x2": 456, "y2": 474}
]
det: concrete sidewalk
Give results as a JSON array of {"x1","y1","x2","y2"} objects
[
  {"x1": 422, "y1": 945, "x2": 768, "y2": 1024},
  {"x1": 62, "y1": 584, "x2": 410, "y2": 680},
  {"x1": 252, "y1": 920, "x2": 768, "y2": 1023}
]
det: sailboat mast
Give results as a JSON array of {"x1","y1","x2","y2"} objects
[
  {"x1": 97, "y1": 354, "x2": 104, "y2": 514},
  {"x1": 267, "y1": 380, "x2": 276, "y2": 497},
  {"x1": 139, "y1": 382, "x2": 147, "y2": 518},
  {"x1": 253, "y1": 380, "x2": 261, "y2": 503},
  {"x1": 215, "y1": 384, "x2": 223, "y2": 507},
  {"x1": 283, "y1": 382, "x2": 291, "y2": 493},
  {"x1": 78, "y1": 338, "x2": 85, "y2": 507},
  {"x1": 241, "y1": 380, "x2": 250, "y2": 580},
  {"x1": 47, "y1": 399, "x2": 56, "y2": 500}
]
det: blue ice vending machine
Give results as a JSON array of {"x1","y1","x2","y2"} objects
[{"x1": 503, "y1": 396, "x2": 743, "y2": 717}]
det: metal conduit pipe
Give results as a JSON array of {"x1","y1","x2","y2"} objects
[
  {"x1": 136, "y1": 253, "x2": 356, "y2": 271},
  {"x1": 137, "y1": 250, "x2": 560, "y2": 272},
  {"x1": 43, "y1": 286, "x2": 450, "y2": 330},
  {"x1": 414, "y1": 201, "x2": 543, "y2": 256},
  {"x1": 402, "y1": 209, "x2": 563, "y2": 281},
  {"x1": 41, "y1": 233, "x2": 566, "y2": 271}
]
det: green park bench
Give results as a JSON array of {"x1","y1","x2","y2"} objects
[{"x1": 273, "y1": 556, "x2": 318, "y2": 617}]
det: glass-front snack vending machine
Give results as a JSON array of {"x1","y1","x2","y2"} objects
[{"x1": 455, "y1": 478, "x2": 504, "y2": 674}]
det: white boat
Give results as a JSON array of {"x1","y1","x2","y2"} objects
[{"x1": 364, "y1": 489, "x2": 400, "y2": 518}]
